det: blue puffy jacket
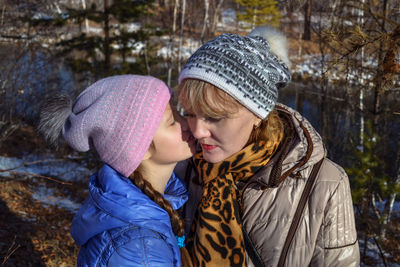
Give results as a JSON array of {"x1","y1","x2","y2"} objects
[{"x1": 71, "y1": 164, "x2": 188, "y2": 266}]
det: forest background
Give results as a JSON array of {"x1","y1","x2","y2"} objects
[{"x1": 0, "y1": 0, "x2": 400, "y2": 266}]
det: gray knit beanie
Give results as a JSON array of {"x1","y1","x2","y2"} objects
[{"x1": 178, "y1": 27, "x2": 291, "y2": 119}]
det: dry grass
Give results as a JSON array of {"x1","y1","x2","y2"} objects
[
  {"x1": 0, "y1": 177, "x2": 80, "y2": 266},
  {"x1": 0, "y1": 126, "x2": 87, "y2": 266}
]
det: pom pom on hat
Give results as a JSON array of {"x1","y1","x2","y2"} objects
[
  {"x1": 248, "y1": 26, "x2": 291, "y2": 68},
  {"x1": 38, "y1": 94, "x2": 73, "y2": 147}
]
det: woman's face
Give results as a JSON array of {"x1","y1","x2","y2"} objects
[
  {"x1": 150, "y1": 103, "x2": 195, "y2": 165},
  {"x1": 184, "y1": 104, "x2": 260, "y2": 163}
]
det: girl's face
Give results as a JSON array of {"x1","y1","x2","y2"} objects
[
  {"x1": 149, "y1": 103, "x2": 195, "y2": 165},
  {"x1": 184, "y1": 105, "x2": 260, "y2": 163}
]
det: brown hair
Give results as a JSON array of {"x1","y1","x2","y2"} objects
[
  {"x1": 129, "y1": 171, "x2": 184, "y2": 237},
  {"x1": 178, "y1": 79, "x2": 285, "y2": 149},
  {"x1": 130, "y1": 170, "x2": 193, "y2": 266}
]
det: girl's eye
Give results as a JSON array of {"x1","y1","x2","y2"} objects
[{"x1": 183, "y1": 112, "x2": 195, "y2": 118}]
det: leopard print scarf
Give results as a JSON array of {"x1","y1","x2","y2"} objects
[{"x1": 188, "y1": 140, "x2": 280, "y2": 266}]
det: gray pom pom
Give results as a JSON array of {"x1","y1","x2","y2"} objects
[
  {"x1": 38, "y1": 94, "x2": 73, "y2": 147},
  {"x1": 248, "y1": 26, "x2": 291, "y2": 68}
]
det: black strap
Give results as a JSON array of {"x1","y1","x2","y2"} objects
[
  {"x1": 182, "y1": 160, "x2": 194, "y2": 234},
  {"x1": 242, "y1": 159, "x2": 324, "y2": 266},
  {"x1": 184, "y1": 159, "x2": 193, "y2": 186},
  {"x1": 243, "y1": 224, "x2": 266, "y2": 267},
  {"x1": 277, "y1": 159, "x2": 324, "y2": 267}
]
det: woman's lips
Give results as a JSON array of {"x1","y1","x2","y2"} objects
[{"x1": 201, "y1": 143, "x2": 217, "y2": 151}]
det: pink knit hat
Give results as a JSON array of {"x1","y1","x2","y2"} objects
[{"x1": 62, "y1": 75, "x2": 171, "y2": 177}]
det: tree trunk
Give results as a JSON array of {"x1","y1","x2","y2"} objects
[
  {"x1": 167, "y1": 0, "x2": 179, "y2": 86},
  {"x1": 373, "y1": 0, "x2": 388, "y2": 127},
  {"x1": 328, "y1": 0, "x2": 339, "y2": 25},
  {"x1": 252, "y1": 6, "x2": 257, "y2": 29},
  {"x1": 302, "y1": 0, "x2": 311, "y2": 40},
  {"x1": 103, "y1": 0, "x2": 111, "y2": 76},
  {"x1": 53, "y1": 1, "x2": 62, "y2": 14},
  {"x1": 1, "y1": 3, "x2": 5, "y2": 26},
  {"x1": 210, "y1": 0, "x2": 224, "y2": 36},
  {"x1": 380, "y1": 124, "x2": 400, "y2": 239},
  {"x1": 295, "y1": 84, "x2": 305, "y2": 114},
  {"x1": 144, "y1": 41, "x2": 150, "y2": 75},
  {"x1": 178, "y1": 0, "x2": 186, "y2": 74},
  {"x1": 358, "y1": 0, "x2": 366, "y2": 150},
  {"x1": 81, "y1": 0, "x2": 90, "y2": 34},
  {"x1": 200, "y1": 0, "x2": 209, "y2": 43}
]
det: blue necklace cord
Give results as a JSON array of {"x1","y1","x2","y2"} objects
[{"x1": 176, "y1": 235, "x2": 185, "y2": 248}]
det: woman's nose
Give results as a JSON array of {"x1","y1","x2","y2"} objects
[{"x1": 189, "y1": 118, "x2": 211, "y2": 139}]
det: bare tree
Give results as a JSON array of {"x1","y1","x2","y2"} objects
[
  {"x1": 303, "y1": 0, "x2": 312, "y2": 40},
  {"x1": 167, "y1": 0, "x2": 179, "y2": 86},
  {"x1": 103, "y1": 0, "x2": 111, "y2": 75},
  {"x1": 317, "y1": 2, "x2": 400, "y2": 254},
  {"x1": 210, "y1": 0, "x2": 224, "y2": 36},
  {"x1": 81, "y1": 0, "x2": 90, "y2": 33},
  {"x1": 200, "y1": 0, "x2": 209, "y2": 43},
  {"x1": 177, "y1": 0, "x2": 186, "y2": 74}
]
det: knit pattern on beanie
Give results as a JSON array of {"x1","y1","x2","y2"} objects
[
  {"x1": 62, "y1": 75, "x2": 171, "y2": 177},
  {"x1": 178, "y1": 33, "x2": 291, "y2": 119}
]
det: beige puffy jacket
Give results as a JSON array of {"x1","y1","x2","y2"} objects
[{"x1": 178, "y1": 104, "x2": 360, "y2": 267}]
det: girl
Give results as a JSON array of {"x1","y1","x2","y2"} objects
[
  {"x1": 177, "y1": 27, "x2": 360, "y2": 266},
  {"x1": 39, "y1": 75, "x2": 194, "y2": 266}
]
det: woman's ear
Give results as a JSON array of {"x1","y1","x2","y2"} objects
[{"x1": 253, "y1": 116, "x2": 262, "y2": 128}]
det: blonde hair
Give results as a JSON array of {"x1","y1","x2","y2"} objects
[
  {"x1": 178, "y1": 79, "x2": 284, "y2": 150},
  {"x1": 178, "y1": 79, "x2": 239, "y2": 117}
]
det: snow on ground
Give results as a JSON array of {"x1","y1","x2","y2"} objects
[
  {"x1": 32, "y1": 186, "x2": 82, "y2": 213},
  {"x1": 0, "y1": 154, "x2": 91, "y2": 182},
  {"x1": 0, "y1": 154, "x2": 92, "y2": 213},
  {"x1": 157, "y1": 38, "x2": 202, "y2": 60},
  {"x1": 123, "y1": 22, "x2": 141, "y2": 33},
  {"x1": 293, "y1": 54, "x2": 379, "y2": 83},
  {"x1": 112, "y1": 41, "x2": 145, "y2": 55}
]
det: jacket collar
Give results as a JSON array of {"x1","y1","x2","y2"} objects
[
  {"x1": 71, "y1": 164, "x2": 188, "y2": 245},
  {"x1": 237, "y1": 103, "x2": 326, "y2": 190}
]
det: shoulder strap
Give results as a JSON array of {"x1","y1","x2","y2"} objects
[
  {"x1": 277, "y1": 158, "x2": 324, "y2": 267},
  {"x1": 243, "y1": 224, "x2": 266, "y2": 267},
  {"x1": 184, "y1": 159, "x2": 194, "y2": 185}
]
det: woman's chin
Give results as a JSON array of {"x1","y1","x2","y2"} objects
[{"x1": 202, "y1": 150, "x2": 225, "y2": 163}]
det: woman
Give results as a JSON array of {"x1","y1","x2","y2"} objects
[
  {"x1": 177, "y1": 27, "x2": 360, "y2": 266},
  {"x1": 39, "y1": 75, "x2": 194, "y2": 266}
]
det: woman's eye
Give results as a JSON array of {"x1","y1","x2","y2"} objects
[{"x1": 205, "y1": 117, "x2": 222, "y2": 123}]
